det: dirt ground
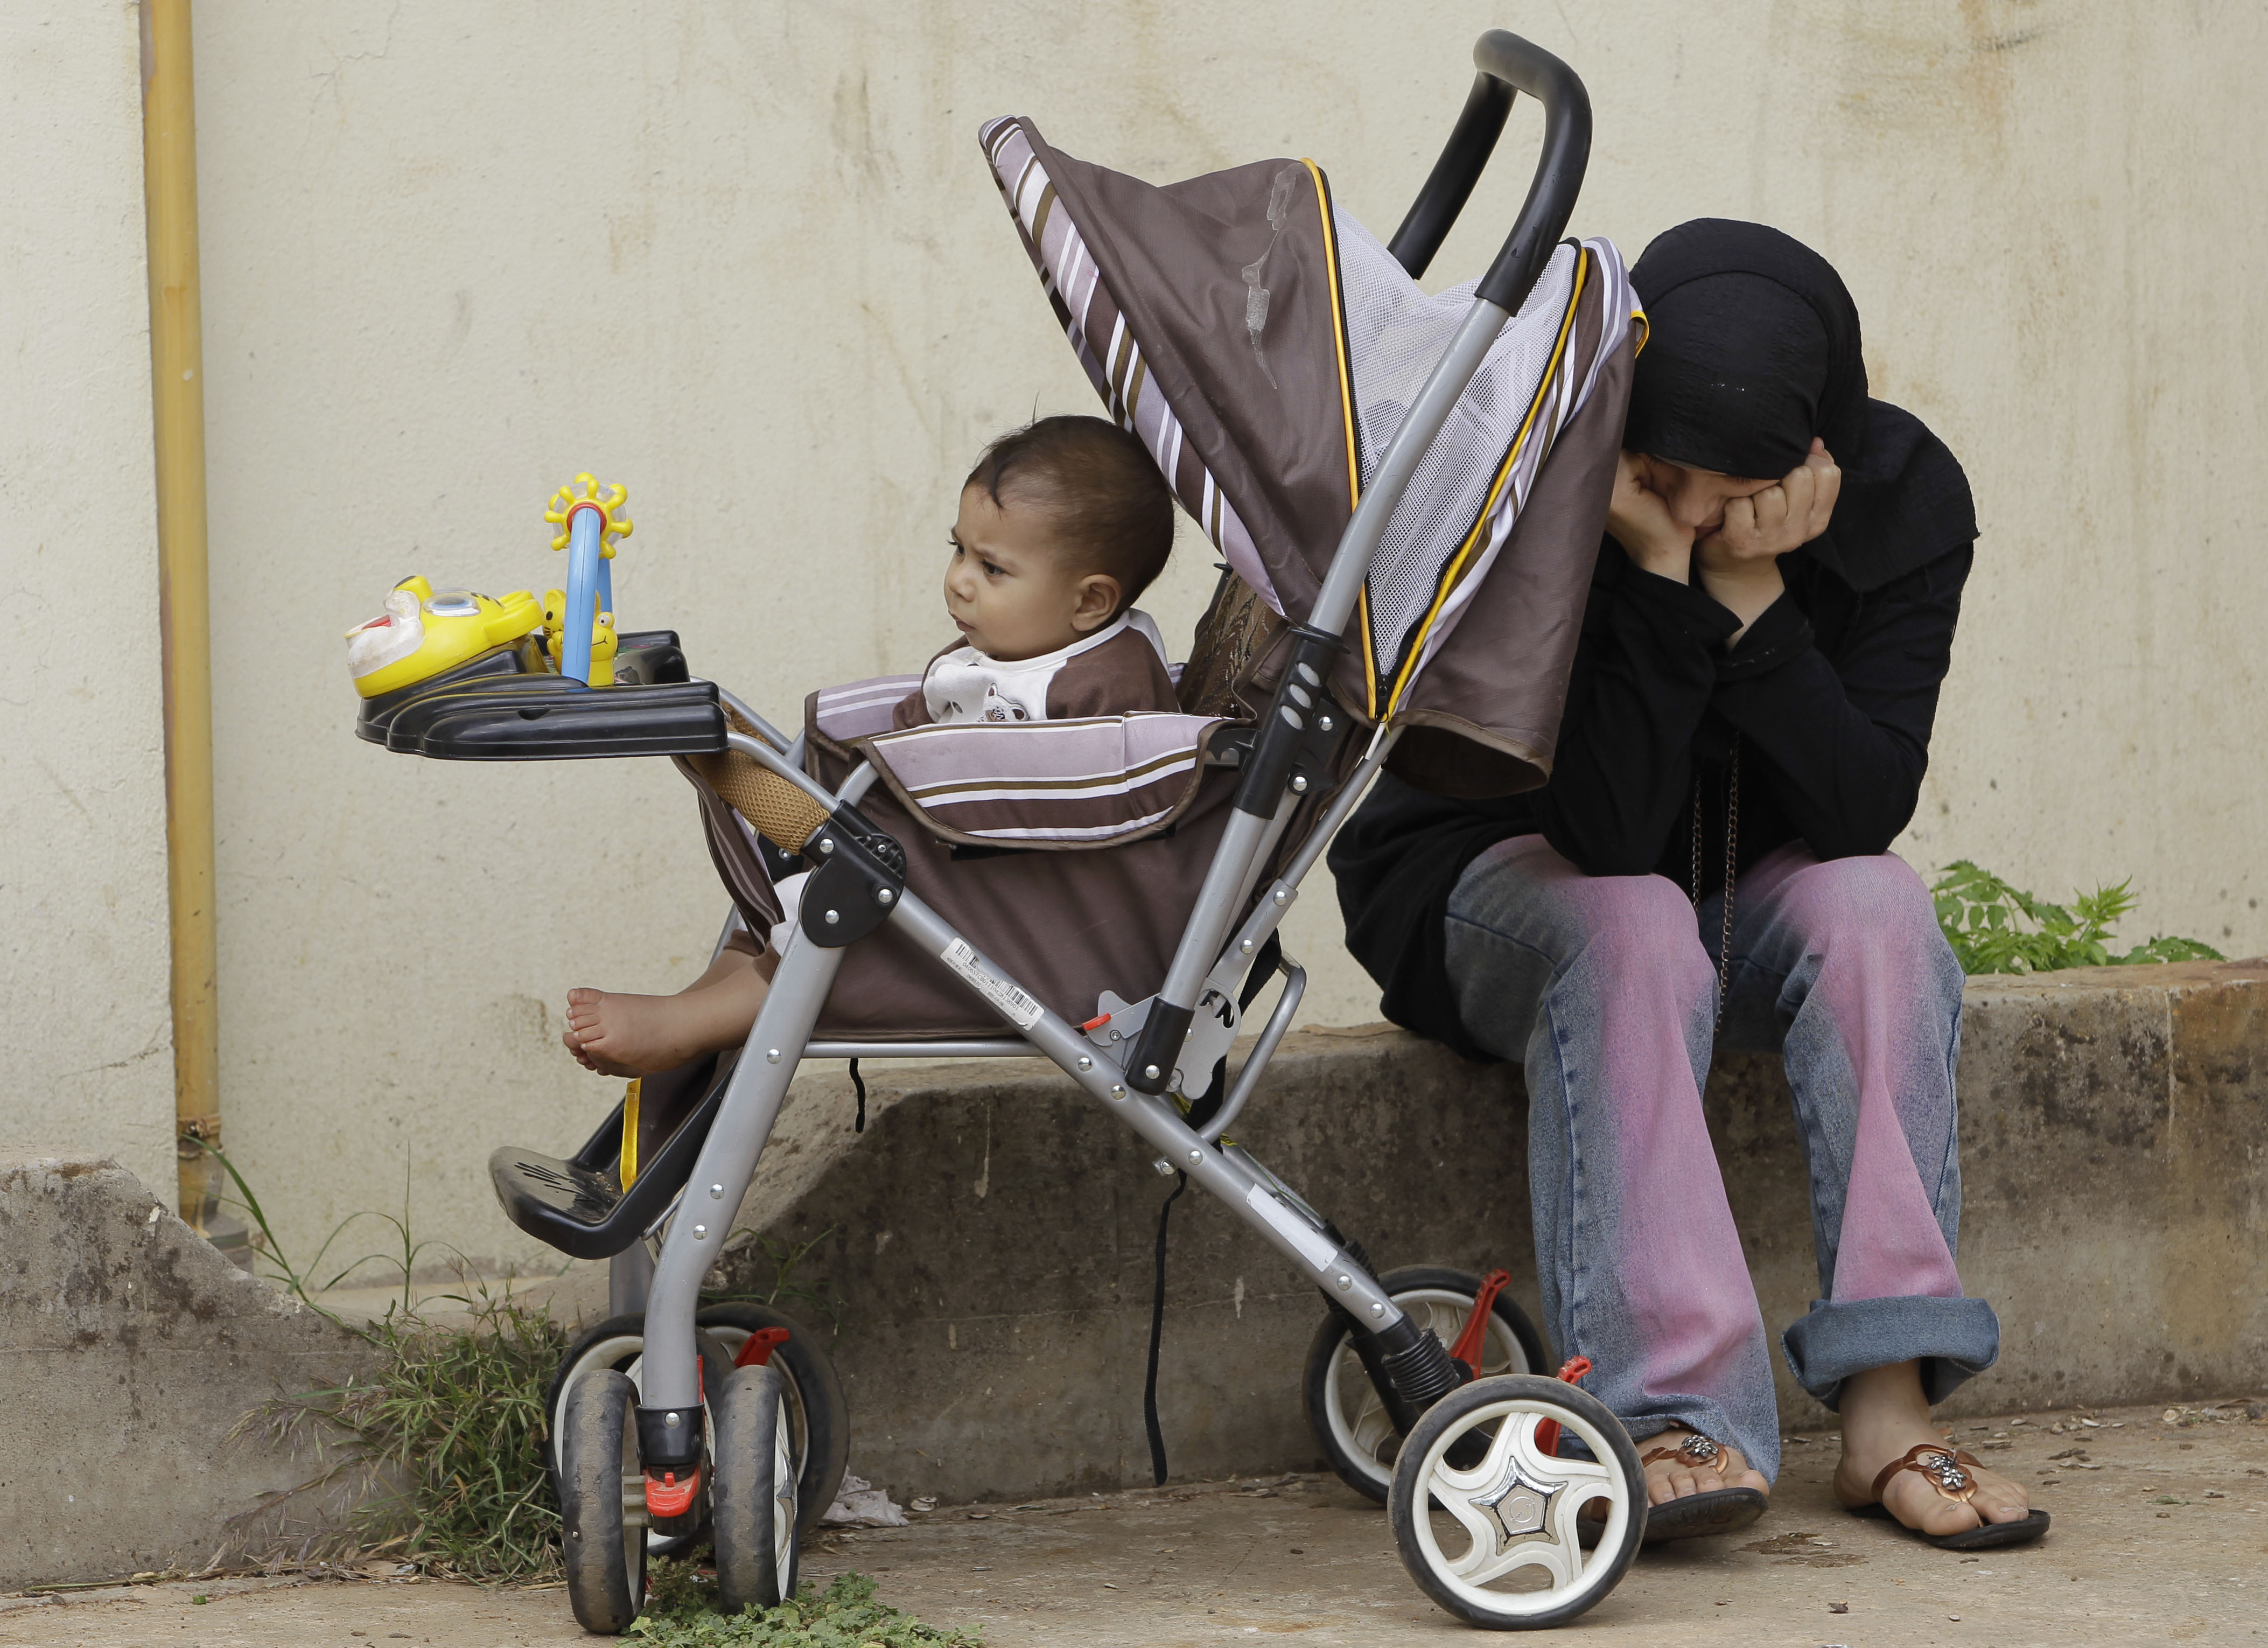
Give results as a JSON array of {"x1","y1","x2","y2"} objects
[{"x1": 5, "y1": 1400, "x2": 2262, "y2": 1647}]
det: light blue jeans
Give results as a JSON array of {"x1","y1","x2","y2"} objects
[{"x1": 1443, "y1": 835, "x2": 2000, "y2": 1483}]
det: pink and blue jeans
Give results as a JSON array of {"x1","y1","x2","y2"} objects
[{"x1": 1443, "y1": 835, "x2": 1998, "y2": 1482}]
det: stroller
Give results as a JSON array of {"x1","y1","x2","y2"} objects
[{"x1": 354, "y1": 31, "x2": 1649, "y2": 1633}]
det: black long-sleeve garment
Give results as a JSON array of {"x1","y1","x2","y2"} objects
[{"x1": 1329, "y1": 535, "x2": 1972, "y2": 1058}]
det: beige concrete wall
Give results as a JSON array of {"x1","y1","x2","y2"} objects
[
  {"x1": 0, "y1": 6, "x2": 177, "y2": 1197},
  {"x1": 60, "y1": 0, "x2": 2262, "y2": 1263}
]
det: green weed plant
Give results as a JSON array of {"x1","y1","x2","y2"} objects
[
  {"x1": 1931, "y1": 860, "x2": 2224, "y2": 975},
  {"x1": 634, "y1": 1568, "x2": 982, "y2": 1646}
]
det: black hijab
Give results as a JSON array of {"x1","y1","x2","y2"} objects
[{"x1": 1623, "y1": 219, "x2": 1976, "y2": 592}]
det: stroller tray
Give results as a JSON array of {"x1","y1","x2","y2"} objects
[{"x1": 355, "y1": 630, "x2": 720, "y2": 762}]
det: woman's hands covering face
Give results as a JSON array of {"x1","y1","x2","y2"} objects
[
  {"x1": 1694, "y1": 438, "x2": 1840, "y2": 572},
  {"x1": 1606, "y1": 449, "x2": 1696, "y2": 581}
]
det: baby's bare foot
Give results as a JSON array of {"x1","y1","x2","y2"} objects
[{"x1": 562, "y1": 987, "x2": 694, "y2": 1078}]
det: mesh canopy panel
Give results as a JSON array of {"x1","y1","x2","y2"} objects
[{"x1": 1338, "y1": 221, "x2": 1627, "y2": 714}]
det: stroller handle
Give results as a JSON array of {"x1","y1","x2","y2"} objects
[{"x1": 1385, "y1": 30, "x2": 1593, "y2": 316}]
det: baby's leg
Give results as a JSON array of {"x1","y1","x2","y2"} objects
[{"x1": 563, "y1": 948, "x2": 770, "y2": 1078}]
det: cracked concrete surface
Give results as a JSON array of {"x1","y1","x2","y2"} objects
[{"x1": 5, "y1": 1401, "x2": 2260, "y2": 1646}]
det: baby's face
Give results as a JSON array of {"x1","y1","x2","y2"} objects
[{"x1": 943, "y1": 484, "x2": 1120, "y2": 661}]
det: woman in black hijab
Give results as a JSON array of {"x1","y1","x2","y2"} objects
[{"x1": 1332, "y1": 221, "x2": 2045, "y2": 1549}]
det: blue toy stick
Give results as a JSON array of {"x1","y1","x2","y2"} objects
[
  {"x1": 562, "y1": 505, "x2": 604, "y2": 684},
  {"x1": 543, "y1": 475, "x2": 631, "y2": 684}
]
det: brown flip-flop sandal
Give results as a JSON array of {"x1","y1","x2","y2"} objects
[
  {"x1": 1590, "y1": 1433, "x2": 1767, "y2": 1545},
  {"x1": 1846, "y1": 1443, "x2": 2051, "y2": 1551}
]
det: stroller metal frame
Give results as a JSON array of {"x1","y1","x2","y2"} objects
[{"x1": 628, "y1": 25, "x2": 1591, "y2": 1433}]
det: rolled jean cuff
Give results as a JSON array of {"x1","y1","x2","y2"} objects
[{"x1": 1780, "y1": 1295, "x2": 2001, "y2": 1410}]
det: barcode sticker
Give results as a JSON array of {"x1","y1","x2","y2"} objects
[{"x1": 940, "y1": 938, "x2": 1044, "y2": 1029}]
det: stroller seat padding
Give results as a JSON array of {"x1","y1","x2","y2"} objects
[{"x1": 858, "y1": 711, "x2": 1227, "y2": 850}]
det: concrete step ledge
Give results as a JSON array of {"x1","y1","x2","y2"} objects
[
  {"x1": 0, "y1": 1157, "x2": 370, "y2": 1593},
  {"x1": 704, "y1": 959, "x2": 2268, "y2": 1507},
  {"x1": 10, "y1": 960, "x2": 2261, "y2": 1584}
]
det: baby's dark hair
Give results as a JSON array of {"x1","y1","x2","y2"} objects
[{"x1": 964, "y1": 416, "x2": 1174, "y2": 611}]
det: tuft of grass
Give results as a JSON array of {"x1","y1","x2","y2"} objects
[
  {"x1": 213, "y1": 1154, "x2": 850, "y2": 1586},
  {"x1": 632, "y1": 1567, "x2": 983, "y2": 1646},
  {"x1": 1931, "y1": 861, "x2": 2225, "y2": 976},
  {"x1": 236, "y1": 1283, "x2": 571, "y2": 1580}
]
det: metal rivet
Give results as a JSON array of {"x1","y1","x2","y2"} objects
[
  {"x1": 692, "y1": 1224, "x2": 708, "y2": 1238},
  {"x1": 1143, "y1": 1065, "x2": 1160, "y2": 1081},
  {"x1": 1110, "y1": 1085, "x2": 1126, "y2": 1100},
  {"x1": 766, "y1": 1048, "x2": 781, "y2": 1064},
  {"x1": 824, "y1": 909, "x2": 841, "y2": 925},
  {"x1": 1076, "y1": 1056, "x2": 1092, "y2": 1072},
  {"x1": 1240, "y1": 938, "x2": 1254, "y2": 954},
  {"x1": 709, "y1": 1184, "x2": 723, "y2": 1199},
  {"x1": 818, "y1": 837, "x2": 835, "y2": 854},
  {"x1": 1319, "y1": 715, "x2": 1334, "y2": 732},
  {"x1": 1290, "y1": 776, "x2": 1308, "y2": 793},
  {"x1": 1186, "y1": 1149, "x2": 1202, "y2": 1163},
  {"x1": 665, "y1": 1412, "x2": 681, "y2": 1427},
  {"x1": 1335, "y1": 1274, "x2": 1353, "y2": 1291},
  {"x1": 1272, "y1": 889, "x2": 1289, "y2": 905},
  {"x1": 1369, "y1": 1302, "x2": 1384, "y2": 1317},
  {"x1": 1151, "y1": 1158, "x2": 1175, "y2": 1177},
  {"x1": 876, "y1": 888, "x2": 895, "y2": 905}
]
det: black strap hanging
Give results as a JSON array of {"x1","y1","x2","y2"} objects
[
  {"x1": 1143, "y1": 1170, "x2": 1189, "y2": 1486},
  {"x1": 848, "y1": 1058, "x2": 866, "y2": 1133}
]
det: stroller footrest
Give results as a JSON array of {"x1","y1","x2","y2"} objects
[
  {"x1": 487, "y1": 1052, "x2": 733, "y2": 1261},
  {"x1": 489, "y1": 1148, "x2": 631, "y2": 1258}
]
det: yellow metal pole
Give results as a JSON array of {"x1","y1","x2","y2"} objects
[{"x1": 142, "y1": 0, "x2": 222, "y2": 1226}]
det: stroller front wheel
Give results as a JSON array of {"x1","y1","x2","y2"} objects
[
  {"x1": 558, "y1": 1368, "x2": 648, "y2": 1634},
  {"x1": 1388, "y1": 1374, "x2": 1644, "y2": 1630},
  {"x1": 711, "y1": 1361, "x2": 801, "y2": 1613}
]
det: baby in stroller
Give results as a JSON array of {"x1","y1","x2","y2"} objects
[{"x1": 560, "y1": 414, "x2": 1181, "y2": 1080}]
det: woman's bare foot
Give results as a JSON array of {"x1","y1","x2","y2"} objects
[
  {"x1": 1833, "y1": 1361, "x2": 2032, "y2": 1535},
  {"x1": 1642, "y1": 1429, "x2": 1769, "y2": 1507},
  {"x1": 563, "y1": 987, "x2": 704, "y2": 1078}
]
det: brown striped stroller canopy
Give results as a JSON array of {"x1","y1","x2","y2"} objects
[{"x1": 979, "y1": 116, "x2": 1639, "y2": 797}]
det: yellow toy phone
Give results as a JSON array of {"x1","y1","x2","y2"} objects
[{"x1": 344, "y1": 575, "x2": 545, "y2": 699}]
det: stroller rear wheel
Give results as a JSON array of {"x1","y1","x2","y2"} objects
[
  {"x1": 711, "y1": 1362, "x2": 800, "y2": 1613},
  {"x1": 1305, "y1": 1266, "x2": 1547, "y2": 1503},
  {"x1": 558, "y1": 1368, "x2": 647, "y2": 1634},
  {"x1": 695, "y1": 1301, "x2": 850, "y2": 1534},
  {"x1": 1388, "y1": 1374, "x2": 1644, "y2": 1630}
]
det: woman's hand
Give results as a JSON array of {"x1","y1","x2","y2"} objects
[
  {"x1": 1696, "y1": 438, "x2": 1839, "y2": 569},
  {"x1": 1695, "y1": 439, "x2": 1840, "y2": 640},
  {"x1": 1606, "y1": 450, "x2": 1695, "y2": 582}
]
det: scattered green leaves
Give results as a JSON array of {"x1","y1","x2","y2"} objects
[
  {"x1": 1931, "y1": 861, "x2": 2224, "y2": 976},
  {"x1": 632, "y1": 1568, "x2": 983, "y2": 1646}
]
